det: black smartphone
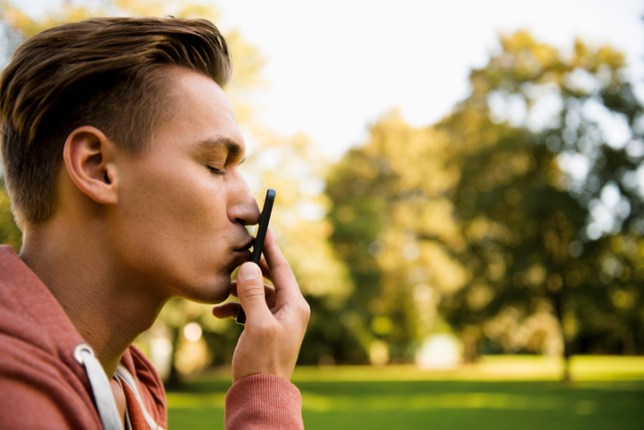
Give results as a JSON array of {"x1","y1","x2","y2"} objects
[
  {"x1": 250, "y1": 188, "x2": 276, "y2": 264},
  {"x1": 236, "y1": 188, "x2": 276, "y2": 324}
]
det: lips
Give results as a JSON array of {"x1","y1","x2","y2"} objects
[
  {"x1": 223, "y1": 235, "x2": 254, "y2": 276},
  {"x1": 234, "y1": 236, "x2": 255, "y2": 253},
  {"x1": 231, "y1": 236, "x2": 254, "y2": 264}
]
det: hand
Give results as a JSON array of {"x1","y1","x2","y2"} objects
[{"x1": 212, "y1": 229, "x2": 310, "y2": 381}]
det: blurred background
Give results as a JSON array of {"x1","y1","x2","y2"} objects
[{"x1": 1, "y1": 0, "x2": 643, "y2": 427}]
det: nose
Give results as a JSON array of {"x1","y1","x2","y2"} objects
[{"x1": 227, "y1": 174, "x2": 260, "y2": 226}]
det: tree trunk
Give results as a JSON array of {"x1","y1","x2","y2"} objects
[
  {"x1": 551, "y1": 289, "x2": 572, "y2": 384},
  {"x1": 462, "y1": 327, "x2": 480, "y2": 364}
]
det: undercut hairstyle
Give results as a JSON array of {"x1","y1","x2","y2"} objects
[{"x1": 0, "y1": 17, "x2": 231, "y2": 226}]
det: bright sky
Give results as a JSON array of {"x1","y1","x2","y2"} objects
[
  {"x1": 9, "y1": 0, "x2": 644, "y2": 159},
  {"x1": 215, "y1": 0, "x2": 643, "y2": 158}
]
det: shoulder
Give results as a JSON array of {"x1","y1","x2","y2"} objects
[
  {"x1": 0, "y1": 244, "x2": 87, "y2": 357},
  {"x1": 0, "y1": 245, "x2": 102, "y2": 428},
  {"x1": 0, "y1": 331, "x2": 101, "y2": 429}
]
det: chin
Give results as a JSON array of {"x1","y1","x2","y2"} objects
[{"x1": 184, "y1": 276, "x2": 232, "y2": 304}]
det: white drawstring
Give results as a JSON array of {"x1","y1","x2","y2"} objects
[
  {"x1": 74, "y1": 344, "x2": 123, "y2": 430},
  {"x1": 114, "y1": 365, "x2": 163, "y2": 430}
]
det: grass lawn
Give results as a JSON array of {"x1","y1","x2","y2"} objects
[{"x1": 166, "y1": 355, "x2": 644, "y2": 429}]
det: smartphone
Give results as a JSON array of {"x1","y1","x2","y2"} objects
[
  {"x1": 250, "y1": 188, "x2": 276, "y2": 264},
  {"x1": 236, "y1": 188, "x2": 276, "y2": 324}
]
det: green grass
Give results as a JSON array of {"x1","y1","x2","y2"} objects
[{"x1": 167, "y1": 356, "x2": 644, "y2": 429}]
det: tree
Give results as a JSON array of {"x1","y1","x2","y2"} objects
[
  {"x1": 325, "y1": 31, "x2": 643, "y2": 376},
  {"x1": 326, "y1": 110, "x2": 465, "y2": 363},
  {"x1": 438, "y1": 31, "x2": 643, "y2": 380}
]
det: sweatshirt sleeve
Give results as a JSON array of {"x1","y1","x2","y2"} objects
[{"x1": 225, "y1": 374, "x2": 303, "y2": 429}]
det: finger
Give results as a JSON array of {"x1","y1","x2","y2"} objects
[
  {"x1": 234, "y1": 263, "x2": 270, "y2": 286},
  {"x1": 235, "y1": 283, "x2": 275, "y2": 324},
  {"x1": 264, "y1": 284, "x2": 277, "y2": 309},
  {"x1": 212, "y1": 302, "x2": 241, "y2": 320},
  {"x1": 217, "y1": 282, "x2": 275, "y2": 317},
  {"x1": 263, "y1": 229, "x2": 300, "y2": 299},
  {"x1": 262, "y1": 230, "x2": 310, "y2": 327},
  {"x1": 229, "y1": 283, "x2": 276, "y2": 309},
  {"x1": 229, "y1": 281, "x2": 238, "y2": 297},
  {"x1": 236, "y1": 262, "x2": 273, "y2": 324},
  {"x1": 258, "y1": 255, "x2": 271, "y2": 279},
  {"x1": 232, "y1": 281, "x2": 276, "y2": 304}
]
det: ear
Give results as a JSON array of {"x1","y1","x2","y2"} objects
[{"x1": 63, "y1": 126, "x2": 119, "y2": 205}]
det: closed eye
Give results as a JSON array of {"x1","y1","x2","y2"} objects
[{"x1": 207, "y1": 165, "x2": 225, "y2": 175}]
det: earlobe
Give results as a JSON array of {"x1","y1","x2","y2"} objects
[{"x1": 63, "y1": 126, "x2": 119, "y2": 205}]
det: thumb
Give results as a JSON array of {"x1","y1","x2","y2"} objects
[{"x1": 236, "y1": 262, "x2": 270, "y2": 323}]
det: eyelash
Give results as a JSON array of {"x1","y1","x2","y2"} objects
[{"x1": 207, "y1": 165, "x2": 225, "y2": 175}]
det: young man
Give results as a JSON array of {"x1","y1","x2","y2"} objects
[{"x1": 0, "y1": 17, "x2": 310, "y2": 429}]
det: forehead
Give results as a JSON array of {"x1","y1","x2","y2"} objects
[{"x1": 153, "y1": 66, "x2": 245, "y2": 155}]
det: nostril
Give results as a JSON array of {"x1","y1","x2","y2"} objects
[
  {"x1": 232, "y1": 205, "x2": 259, "y2": 226},
  {"x1": 236, "y1": 217, "x2": 253, "y2": 226}
]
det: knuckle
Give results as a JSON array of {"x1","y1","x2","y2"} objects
[
  {"x1": 241, "y1": 284, "x2": 266, "y2": 301},
  {"x1": 298, "y1": 298, "x2": 311, "y2": 323}
]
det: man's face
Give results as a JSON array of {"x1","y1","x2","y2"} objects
[{"x1": 108, "y1": 66, "x2": 259, "y2": 303}]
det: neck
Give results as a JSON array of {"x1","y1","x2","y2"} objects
[{"x1": 20, "y1": 220, "x2": 167, "y2": 376}]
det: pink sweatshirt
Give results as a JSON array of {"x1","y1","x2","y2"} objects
[{"x1": 0, "y1": 245, "x2": 303, "y2": 429}]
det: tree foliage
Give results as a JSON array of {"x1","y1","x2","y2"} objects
[
  {"x1": 0, "y1": 178, "x2": 20, "y2": 249},
  {"x1": 438, "y1": 32, "x2": 643, "y2": 376},
  {"x1": 326, "y1": 31, "x2": 643, "y2": 373},
  {"x1": 326, "y1": 111, "x2": 465, "y2": 362}
]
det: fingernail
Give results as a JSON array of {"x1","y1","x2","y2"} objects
[{"x1": 239, "y1": 262, "x2": 261, "y2": 280}]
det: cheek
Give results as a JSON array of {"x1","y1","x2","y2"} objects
[
  {"x1": 111, "y1": 177, "x2": 225, "y2": 277},
  {"x1": 154, "y1": 194, "x2": 213, "y2": 240},
  {"x1": 144, "y1": 175, "x2": 228, "y2": 242},
  {"x1": 117, "y1": 156, "x2": 233, "y2": 250}
]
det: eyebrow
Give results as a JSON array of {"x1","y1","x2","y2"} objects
[{"x1": 199, "y1": 136, "x2": 245, "y2": 164}]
